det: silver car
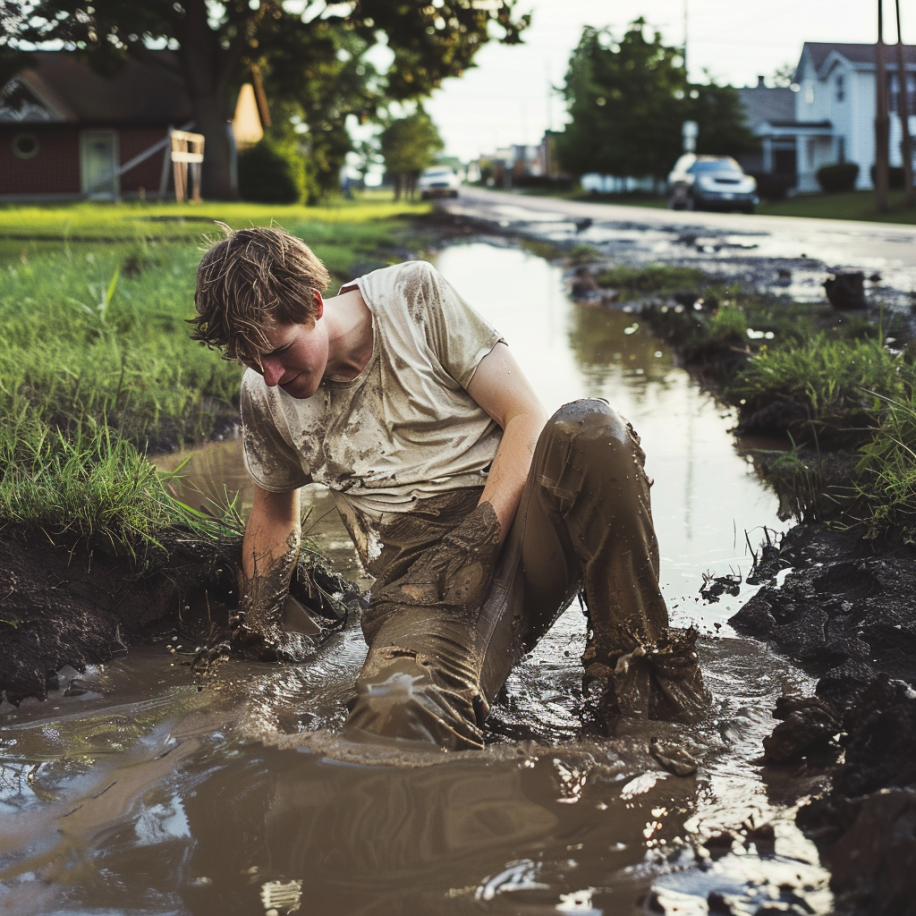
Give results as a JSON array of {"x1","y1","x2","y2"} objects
[{"x1": 668, "y1": 155, "x2": 758, "y2": 213}]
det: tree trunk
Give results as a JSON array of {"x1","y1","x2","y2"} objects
[
  {"x1": 173, "y1": 0, "x2": 242, "y2": 200},
  {"x1": 876, "y1": 0, "x2": 890, "y2": 212},
  {"x1": 895, "y1": 0, "x2": 915, "y2": 205}
]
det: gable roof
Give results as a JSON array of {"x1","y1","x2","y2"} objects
[
  {"x1": 798, "y1": 41, "x2": 916, "y2": 81},
  {"x1": 737, "y1": 84, "x2": 795, "y2": 128},
  {"x1": 1, "y1": 51, "x2": 193, "y2": 125}
]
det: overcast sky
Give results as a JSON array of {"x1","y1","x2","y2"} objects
[{"x1": 424, "y1": 0, "x2": 913, "y2": 161}]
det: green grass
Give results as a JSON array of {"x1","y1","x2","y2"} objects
[
  {"x1": 0, "y1": 195, "x2": 429, "y2": 546},
  {"x1": 594, "y1": 263, "x2": 706, "y2": 299},
  {"x1": 758, "y1": 189, "x2": 916, "y2": 224}
]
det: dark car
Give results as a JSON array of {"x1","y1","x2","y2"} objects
[{"x1": 668, "y1": 155, "x2": 758, "y2": 213}]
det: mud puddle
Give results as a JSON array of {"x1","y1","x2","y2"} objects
[{"x1": 1, "y1": 242, "x2": 832, "y2": 914}]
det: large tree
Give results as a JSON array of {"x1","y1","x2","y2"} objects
[
  {"x1": 3, "y1": 0, "x2": 529, "y2": 199},
  {"x1": 379, "y1": 110, "x2": 443, "y2": 200},
  {"x1": 556, "y1": 20, "x2": 757, "y2": 183}
]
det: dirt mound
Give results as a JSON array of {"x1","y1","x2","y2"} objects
[{"x1": 0, "y1": 527, "x2": 356, "y2": 706}]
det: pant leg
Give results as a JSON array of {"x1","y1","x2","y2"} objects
[
  {"x1": 474, "y1": 398, "x2": 669, "y2": 707},
  {"x1": 345, "y1": 400, "x2": 704, "y2": 750}
]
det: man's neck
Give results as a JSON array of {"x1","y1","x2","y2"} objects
[{"x1": 322, "y1": 288, "x2": 373, "y2": 382}]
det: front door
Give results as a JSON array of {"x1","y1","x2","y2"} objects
[{"x1": 80, "y1": 130, "x2": 119, "y2": 198}]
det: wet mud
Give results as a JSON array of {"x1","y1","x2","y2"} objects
[
  {"x1": 0, "y1": 527, "x2": 354, "y2": 707},
  {"x1": 726, "y1": 523, "x2": 916, "y2": 914}
]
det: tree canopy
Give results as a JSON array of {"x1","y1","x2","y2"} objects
[
  {"x1": 3, "y1": 0, "x2": 529, "y2": 197},
  {"x1": 555, "y1": 21, "x2": 758, "y2": 182}
]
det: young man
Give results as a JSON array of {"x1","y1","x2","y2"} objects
[{"x1": 193, "y1": 226, "x2": 708, "y2": 750}]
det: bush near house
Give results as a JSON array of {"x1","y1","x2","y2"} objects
[
  {"x1": 749, "y1": 171, "x2": 795, "y2": 202},
  {"x1": 238, "y1": 137, "x2": 306, "y2": 204},
  {"x1": 816, "y1": 162, "x2": 859, "y2": 193},
  {"x1": 869, "y1": 165, "x2": 907, "y2": 190}
]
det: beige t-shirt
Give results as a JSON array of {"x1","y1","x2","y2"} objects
[{"x1": 241, "y1": 260, "x2": 504, "y2": 567}]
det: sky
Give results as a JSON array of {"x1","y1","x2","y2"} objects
[{"x1": 424, "y1": 0, "x2": 915, "y2": 161}]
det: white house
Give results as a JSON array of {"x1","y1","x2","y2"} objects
[{"x1": 753, "y1": 42, "x2": 916, "y2": 192}]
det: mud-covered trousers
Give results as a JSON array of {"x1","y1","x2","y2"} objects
[{"x1": 344, "y1": 399, "x2": 704, "y2": 749}]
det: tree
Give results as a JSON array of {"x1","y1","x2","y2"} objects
[
  {"x1": 771, "y1": 63, "x2": 796, "y2": 88},
  {"x1": 4, "y1": 0, "x2": 529, "y2": 199},
  {"x1": 688, "y1": 82, "x2": 759, "y2": 157},
  {"x1": 379, "y1": 111, "x2": 443, "y2": 200},
  {"x1": 556, "y1": 21, "x2": 758, "y2": 184}
]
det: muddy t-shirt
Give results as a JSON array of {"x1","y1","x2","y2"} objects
[{"x1": 241, "y1": 260, "x2": 504, "y2": 568}]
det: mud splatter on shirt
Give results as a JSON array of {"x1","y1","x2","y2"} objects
[{"x1": 241, "y1": 261, "x2": 505, "y2": 569}]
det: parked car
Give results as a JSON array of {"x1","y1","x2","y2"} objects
[
  {"x1": 418, "y1": 166, "x2": 460, "y2": 199},
  {"x1": 668, "y1": 155, "x2": 758, "y2": 213}
]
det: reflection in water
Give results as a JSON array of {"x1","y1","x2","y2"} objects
[{"x1": 0, "y1": 241, "x2": 833, "y2": 915}]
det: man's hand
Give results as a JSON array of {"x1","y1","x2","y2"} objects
[
  {"x1": 232, "y1": 484, "x2": 302, "y2": 661},
  {"x1": 372, "y1": 501, "x2": 502, "y2": 617}
]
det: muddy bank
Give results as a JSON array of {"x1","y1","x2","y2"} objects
[{"x1": 0, "y1": 527, "x2": 353, "y2": 706}]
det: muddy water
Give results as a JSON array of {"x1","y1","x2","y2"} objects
[{"x1": 0, "y1": 243, "x2": 832, "y2": 915}]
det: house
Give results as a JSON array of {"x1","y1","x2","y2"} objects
[
  {"x1": 0, "y1": 52, "x2": 265, "y2": 201},
  {"x1": 736, "y1": 76, "x2": 796, "y2": 180},
  {"x1": 751, "y1": 42, "x2": 916, "y2": 192}
]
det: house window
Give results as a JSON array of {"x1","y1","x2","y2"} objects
[
  {"x1": 836, "y1": 74, "x2": 845, "y2": 102},
  {"x1": 889, "y1": 72, "x2": 916, "y2": 115},
  {"x1": 12, "y1": 132, "x2": 39, "y2": 159},
  {"x1": 837, "y1": 136, "x2": 846, "y2": 162},
  {"x1": 805, "y1": 84, "x2": 815, "y2": 105}
]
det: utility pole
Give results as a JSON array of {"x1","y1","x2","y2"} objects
[
  {"x1": 876, "y1": 0, "x2": 890, "y2": 211},
  {"x1": 895, "y1": 0, "x2": 915, "y2": 205}
]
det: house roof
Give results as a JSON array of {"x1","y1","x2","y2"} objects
[
  {"x1": 2, "y1": 51, "x2": 193, "y2": 125},
  {"x1": 798, "y1": 41, "x2": 916, "y2": 80},
  {"x1": 737, "y1": 84, "x2": 795, "y2": 128}
]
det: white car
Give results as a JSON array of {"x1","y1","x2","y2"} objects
[
  {"x1": 418, "y1": 166, "x2": 460, "y2": 200},
  {"x1": 668, "y1": 154, "x2": 758, "y2": 213}
]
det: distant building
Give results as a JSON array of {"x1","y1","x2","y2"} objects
[
  {"x1": 748, "y1": 42, "x2": 916, "y2": 192},
  {"x1": 0, "y1": 52, "x2": 266, "y2": 201},
  {"x1": 736, "y1": 76, "x2": 796, "y2": 181}
]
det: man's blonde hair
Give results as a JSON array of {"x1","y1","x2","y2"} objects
[{"x1": 191, "y1": 224, "x2": 330, "y2": 361}]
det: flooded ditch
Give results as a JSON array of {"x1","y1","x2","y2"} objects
[{"x1": 0, "y1": 242, "x2": 834, "y2": 915}]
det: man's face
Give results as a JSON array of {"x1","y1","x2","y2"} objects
[{"x1": 244, "y1": 317, "x2": 329, "y2": 400}]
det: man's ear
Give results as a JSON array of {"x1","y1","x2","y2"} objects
[{"x1": 314, "y1": 291, "x2": 324, "y2": 320}]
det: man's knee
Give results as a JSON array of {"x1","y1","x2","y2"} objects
[
  {"x1": 344, "y1": 647, "x2": 484, "y2": 750},
  {"x1": 544, "y1": 399, "x2": 630, "y2": 447}
]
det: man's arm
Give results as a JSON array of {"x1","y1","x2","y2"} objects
[
  {"x1": 232, "y1": 484, "x2": 302, "y2": 657},
  {"x1": 466, "y1": 342, "x2": 548, "y2": 541},
  {"x1": 242, "y1": 484, "x2": 301, "y2": 580}
]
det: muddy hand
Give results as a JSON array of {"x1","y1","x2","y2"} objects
[
  {"x1": 373, "y1": 502, "x2": 502, "y2": 614},
  {"x1": 232, "y1": 554, "x2": 297, "y2": 661}
]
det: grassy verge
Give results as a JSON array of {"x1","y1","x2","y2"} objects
[
  {"x1": 758, "y1": 189, "x2": 916, "y2": 224},
  {"x1": 0, "y1": 194, "x2": 429, "y2": 554},
  {"x1": 596, "y1": 263, "x2": 916, "y2": 538}
]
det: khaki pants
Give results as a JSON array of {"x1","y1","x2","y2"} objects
[{"x1": 345, "y1": 399, "x2": 696, "y2": 749}]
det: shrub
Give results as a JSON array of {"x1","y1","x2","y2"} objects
[
  {"x1": 238, "y1": 137, "x2": 305, "y2": 204},
  {"x1": 816, "y1": 162, "x2": 859, "y2": 193},
  {"x1": 869, "y1": 164, "x2": 907, "y2": 190},
  {"x1": 749, "y1": 171, "x2": 795, "y2": 201}
]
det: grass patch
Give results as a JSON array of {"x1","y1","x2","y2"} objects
[
  {"x1": 758, "y1": 189, "x2": 916, "y2": 225},
  {"x1": 594, "y1": 263, "x2": 706, "y2": 300},
  {"x1": 637, "y1": 265, "x2": 916, "y2": 533},
  {"x1": 0, "y1": 196, "x2": 429, "y2": 546}
]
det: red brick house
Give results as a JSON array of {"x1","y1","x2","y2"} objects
[{"x1": 0, "y1": 52, "x2": 264, "y2": 201}]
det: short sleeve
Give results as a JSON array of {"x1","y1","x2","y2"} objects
[
  {"x1": 240, "y1": 370, "x2": 311, "y2": 492},
  {"x1": 408, "y1": 262, "x2": 504, "y2": 389}
]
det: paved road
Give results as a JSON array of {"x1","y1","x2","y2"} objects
[{"x1": 440, "y1": 187, "x2": 916, "y2": 300}]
